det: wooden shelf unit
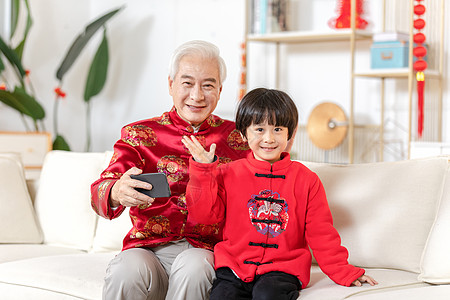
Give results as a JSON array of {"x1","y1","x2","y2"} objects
[{"x1": 245, "y1": 0, "x2": 445, "y2": 162}]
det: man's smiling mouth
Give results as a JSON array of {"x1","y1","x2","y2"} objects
[{"x1": 187, "y1": 104, "x2": 206, "y2": 110}]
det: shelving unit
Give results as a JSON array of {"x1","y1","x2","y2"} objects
[
  {"x1": 244, "y1": 0, "x2": 445, "y2": 163},
  {"x1": 354, "y1": 0, "x2": 445, "y2": 160},
  {"x1": 245, "y1": 0, "x2": 372, "y2": 163},
  {"x1": 246, "y1": 29, "x2": 373, "y2": 94},
  {"x1": 247, "y1": 29, "x2": 372, "y2": 43}
]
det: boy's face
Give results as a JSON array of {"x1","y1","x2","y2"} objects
[{"x1": 243, "y1": 121, "x2": 289, "y2": 164}]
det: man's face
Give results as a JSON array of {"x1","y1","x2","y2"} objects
[{"x1": 169, "y1": 54, "x2": 222, "y2": 127}]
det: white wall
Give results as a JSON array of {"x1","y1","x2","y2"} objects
[
  {"x1": 0, "y1": 0, "x2": 448, "y2": 157},
  {"x1": 0, "y1": 0, "x2": 246, "y2": 152}
]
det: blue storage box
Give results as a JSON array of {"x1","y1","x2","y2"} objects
[{"x1": 370, "y1": 41, "x2": 427, "y2": 69}]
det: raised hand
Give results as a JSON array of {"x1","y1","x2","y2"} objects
[{"x1": 182, "y1": 135, "x2": 216, "y2": 164}]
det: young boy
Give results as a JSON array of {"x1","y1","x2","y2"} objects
[{"x1": 182, "y1": 88, "x2": 377, "y2": 299}]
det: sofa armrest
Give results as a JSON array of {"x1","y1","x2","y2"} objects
[
  {"x1": 419, "y1": 160, "x2": 450, "y2": 284},
  {"x1": 0, "y1": 153, "x2": 43, "y2": 244}
]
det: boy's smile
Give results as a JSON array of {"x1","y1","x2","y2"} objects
[{"x1": 243, "y1": 122, "x2": 289, "y2": 164}]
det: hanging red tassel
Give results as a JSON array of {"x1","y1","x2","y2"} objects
[
  {"x1": 416, "y1": 71, "x2": 425, "y2": 137},
  {"x1": 413, "y1": 0, "x2": 427, "y2": 139}
]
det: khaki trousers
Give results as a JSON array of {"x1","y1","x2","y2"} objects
[{"x1": 103, "y1": 239, "x2": 215, "y2": 300}]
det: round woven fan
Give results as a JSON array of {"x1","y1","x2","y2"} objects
[{"x1": 307, "y1": 102, "x2": 348, "y2": 150}]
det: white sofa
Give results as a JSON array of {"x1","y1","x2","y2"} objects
[{"x1": 0, "y1": 150, "x2": 449, "y2": 300}]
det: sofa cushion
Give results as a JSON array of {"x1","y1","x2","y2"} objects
[
  {"x1": 299, "y1": 265, "x2": 428, "y2": 300},
  {"x1": 0, "y1": 244, "x2": 85, "y2": 263},
  {"x1": 302, "y1": 157, "x2": 447, "y2": 273},
  {"x1": 34, "y1": 151, "x2": 112, "y2": 251},
  {"x1": 0, "y1": 153, "x2": 43, "y2": 244},
  {"x1": 0, "y1": 252, "x2": 115, "y2": 300},
  {"x1": 419, "y1": 162, "x2": 450, "y2": 284},
  {"x1": 344, "y1": 285, "x2": 450, "y2": 300}
]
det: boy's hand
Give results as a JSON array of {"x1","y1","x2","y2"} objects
[
  {"x1": 182, "y1": 136, "x2": 216, "y2": 164},
  {"x1": 352, "y1": 275, "x2": 378, "y2": 287}
]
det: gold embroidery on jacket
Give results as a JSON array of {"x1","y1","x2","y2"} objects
[
  {"x1": 157, "y1": 155, "x2": 187, "y2": 182},
  {"x1": 122, "y1": 125, "x2": 157, "y2": 147},
  {"x1": 130, "y1": 215, "x2": 171, "y2": 239},
  {"x1": 207, "y1": 115, "x2": 224, "y2": 127},
  {"x1": 102, "y1": 171, "x2": 123, "y2": 179},
  {"x1": 156, "y1": 112, "x2": 172, "y2": 125},
  {"x1": 177, "y1": 194, "x2": 188, "y2": 214},
  {"x1": 227, "y1": 129, "x2": 250, "y2": 150}
]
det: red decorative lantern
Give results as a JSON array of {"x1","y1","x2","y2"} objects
[
  {"x1": 328, "y1": 0, "x2": 368, "y2": 29},
  {"x1": 413, "y1": 0, "x2": 427, "y2": 138},
  {"x1": 413, "y1": 32, "x2": 426, "y2": 44}
]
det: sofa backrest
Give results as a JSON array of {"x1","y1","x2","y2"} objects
[
  {"x1": 91, "y1": 207, "x2": 132, "y2": 252},
  {"x1": 302, "y1": 157, "x2": 448, "y2": 274},
  {"x1": 28, "y1": 150, "x2": 450, "y2": 282},
  {"x1": 34, "y1": 151, "x2": 114, "y2": 251}
]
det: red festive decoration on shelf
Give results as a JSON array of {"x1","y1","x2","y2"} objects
[
  {"x1": 413, "y1": 0, "x2": 427, "y2": 138},
  {"x1": 328, "y1": 0, "x2": 368, "y2": 29},
  {"x1": 238, "y1": 42, "x2": 247, "y2": 100}
]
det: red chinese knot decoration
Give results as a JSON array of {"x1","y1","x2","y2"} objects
[
  {"x1": 413, "y1": 0, "x2": 427, "y2": 138},
  {"x1": 329, "y1": 0, "x2": 368, "y2": 29}
]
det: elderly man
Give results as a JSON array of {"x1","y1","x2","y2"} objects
[{"x1": 91, "y1": 40, "x2": 249, "y2": 300}]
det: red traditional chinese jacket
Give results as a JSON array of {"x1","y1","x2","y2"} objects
[
  {"x1": 186, "y1": 152, "x2": 365, "y2": 288},
  {"x1": 91, "y1": 107, "x2": 249, "y2": 251}
]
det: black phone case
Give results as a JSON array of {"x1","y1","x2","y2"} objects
[{"x1": 130, "y1": 173, "x2": 171, "y2": 198}]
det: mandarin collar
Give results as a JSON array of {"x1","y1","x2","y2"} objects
[
  {"x1": 246, "y1": 151, "x2": 292, "y2": 171},
  {"x1": 168, "y1": 106, "x2": 213, "y2": 133}
]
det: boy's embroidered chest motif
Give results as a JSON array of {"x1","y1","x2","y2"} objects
[{"x1": 247, "y1": 189, "x2": 289, "y2": 238}]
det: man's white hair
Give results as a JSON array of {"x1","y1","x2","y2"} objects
[{"x1": 168, "y1": 40, "x2": 227, "y2": 85}]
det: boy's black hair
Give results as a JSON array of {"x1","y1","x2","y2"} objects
[{"x1": 236, "y1": 88, "x2": 298, "y2": 140}]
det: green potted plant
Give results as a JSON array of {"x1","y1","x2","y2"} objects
[
  {"x1": 0, "y1": 0, "x2": 122, "y2": 151},
  {"x1": 0, "y1": 0, "x2": 45, "y2": 132},
  {"x1": 53, "y1": 6, "x2": 123, "y2": 151}
]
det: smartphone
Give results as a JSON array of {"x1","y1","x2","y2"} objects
[{"x1": 130, "y1": 173, "x2": 171, "y2": 198}]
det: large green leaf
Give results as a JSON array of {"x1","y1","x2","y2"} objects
[
  {"x1": 56, "y1": 7, "x2": 122, "y2": 81},
  {"x1": 0, "y1": 35, "x2": 26, "y2": 77},
  {"x1": 13, "y1": 87, "x2": 45, "y2": 120},
  {"x1": 52, "y1": 135, "x2": 71, "y2": 151},
  {"x1": 14, "y1": 40, "x2": 25, "y2": 60},
  {"x1": 10, "y1": 0, "x2": 20, "y2": 39},
  {"x1": 0, "y1": 88, "x2": 45, "y2": 120},
  {"x1": 0, "y1": 89, "x2": 26, "y2": 112},
  {"x1": 0, "y1": 55, "x2": 5, "y2": 72},
  {"x1": 14, "y1": 0, "x2": 33, "y2": 60},
  {"x1": 84, "y1": 30, "x2": 109, "y2": 102},
  {"x1": 23, "y1": 0, "x2": 32, "y2": 38}
]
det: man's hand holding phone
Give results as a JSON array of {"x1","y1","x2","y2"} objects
[
  {"x1": 130, "y1": 173, "x2": 171, "y2": 198},
  {"x1": 110, "y1": 167, "x2": 155, "y2": 208}
]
